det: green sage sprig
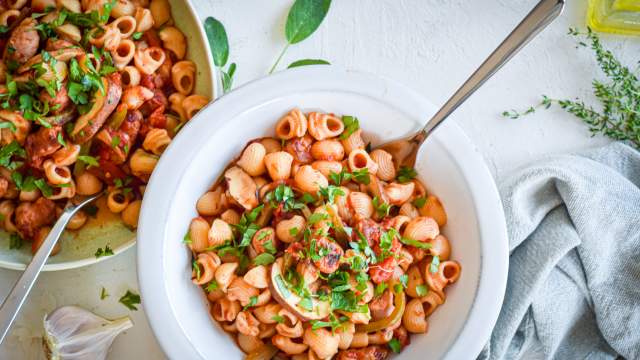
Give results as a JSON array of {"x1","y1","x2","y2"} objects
[
  {"x1": 204, "y1": 17, "x2": 236, "y2": 94},
  {"x1": 270, "y1": 0, "x2": 332, "y2": 73}
]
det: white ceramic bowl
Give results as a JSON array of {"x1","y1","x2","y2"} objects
[
  {"x1": 0, "y1": 0, "x2": 216, "y2": 271},
  {"x1": 137, "y1": 67, "x2": 508, "y2": 359}
]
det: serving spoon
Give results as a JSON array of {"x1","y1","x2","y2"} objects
[
  {"x1": 0, "y1": 192, "x2": 104, "y2": 344},
  {"x1": 378, "y1": 0, "x2": 565, "y2": 169}
]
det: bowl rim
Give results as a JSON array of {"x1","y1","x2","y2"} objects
[
  {"x1": 137, "y1": 66, "x2": 508, "y2": 359},
  {"x1": 0, "y1": 0, "x2": 217, "y2": 272}
]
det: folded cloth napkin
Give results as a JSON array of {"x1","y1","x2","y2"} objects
[{"x1": 478, "y1": 142, "x2": 640, "y2": 360}]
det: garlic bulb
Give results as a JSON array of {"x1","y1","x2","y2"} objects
[{"x1": 43, "y1": 306, "x2": 133, "y2": 360}]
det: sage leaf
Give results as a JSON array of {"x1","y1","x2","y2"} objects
[
  {"x1": 285, "y1": 0, "x2": 331, "y2": 44},
  {"x1": 288, "y1": 59, "x2": 330, "y2": 68},
  {"x1": 204, "y1": 17, "x2": 229, "y2": 67}
]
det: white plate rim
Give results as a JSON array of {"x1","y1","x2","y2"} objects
[{"x1": 137, "y1": 66, "x2": 508, "y2": 359}]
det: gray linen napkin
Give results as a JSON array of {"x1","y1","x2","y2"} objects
[{"x1": 478, "y1": 143, "x2": 640, "y2": 360}]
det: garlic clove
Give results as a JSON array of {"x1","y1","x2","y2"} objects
[{"x1": 43, "y1": 306, "x2": 133, "y2": 360}]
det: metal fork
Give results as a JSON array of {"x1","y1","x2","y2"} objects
[
  {"x1": 0, "y1": 192, "x2": 104, "y2": 344},
  {"x1": 376, "y1": 0, "x2": 565, "y2": 168}
]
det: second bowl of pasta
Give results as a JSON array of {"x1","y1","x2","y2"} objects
[{"x1": 137, "y1": 67, "x2": 508, "y2": 359}]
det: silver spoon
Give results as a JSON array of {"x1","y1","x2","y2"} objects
[
  {"x1": 377, "y1": 0, "x2": 565, "y2": 168},
  {"x1": 0, "y1": 192, "x2": 104, "y2": 344}
]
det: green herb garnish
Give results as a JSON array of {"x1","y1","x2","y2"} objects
[{"x1": 119, "y1": 290, "x2": 141, "y2": 311}]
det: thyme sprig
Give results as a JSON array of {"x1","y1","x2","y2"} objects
[{"x1": 504, "y1": 28, "x2": 640, "y2": 149}]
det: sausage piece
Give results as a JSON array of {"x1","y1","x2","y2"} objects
[
  {"x1": 15, "y1": 197, "x2": 56, "y2": 239},
  {"x1": 4, "y1": 18, "x2": 40, "y2": 64},
  {"x1": 71, "y1": 72, "x2": 123, "y2": 144}
]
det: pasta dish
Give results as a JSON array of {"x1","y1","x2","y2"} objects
[
  {"x1": 187, "y1": 109, "x2": 461, "y2": 359},
  {"x1": 0, "y1": 0, "x2": 208, "y2": 254}
]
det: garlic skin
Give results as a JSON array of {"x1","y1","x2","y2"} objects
[{"x1": 43, "y1": 306, "x2": 133, "y2": 360}]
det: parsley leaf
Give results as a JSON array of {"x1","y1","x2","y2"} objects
[
  {"x1": 412, "y1": 196, "x2": 426, "y2": 208},
  {"x1": 317, "y1": 184, "x2": 344, "y2": 204},
  {"x1": 9, "y1": 233, "x2": 23, "y2": 250},
  {"x1": 416, "y1": 284, "x2": 429, "y2": 297},
  {"x1": 351, "y1": 168, "x2": 370, "y2": 184},
  {"x1": 339, "y1": 115, "x2": 360, "y2": 140},
  {"x1": 372, "y1": 196, "x2": 391, "y2": 217},
  {"x1": 271, "y1": 315, "x2": 285, "y2": 323},
  {"x1": 253, "y1": 253, "x2": 275, "y2": 266},
  {"x1": 244, "y1": 295, "x2": 259, "y2": 310},
  {"x1": 388, "y1": 338, "x2": 402, "y2": 353},
  {"x1": 399, "y1": 236, "x2": 432, "y2": 249},
  {"x1": 94, "y1": 245, "x2": 114, "y2": 258},
  {"x1": 430, "y1": 255, "x2": 440, "y2": 273},
  {"x1": 396, "y1": 166, "x2": 417, "y2": 183},
  {"x1": 119, "y1": 290, "x2": 141, "y2": 311}
]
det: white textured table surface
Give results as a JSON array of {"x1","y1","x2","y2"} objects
[{"x1": 1, "y1": 0, "x2": 635, "y2": 359}]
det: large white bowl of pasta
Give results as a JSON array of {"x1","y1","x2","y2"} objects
[{"x1": 137, "y1": 66, "x2": 508, "y2": 360}]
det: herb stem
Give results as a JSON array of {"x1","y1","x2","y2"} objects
[{"x1": 269, "y1": 43, "x2": 290, "y2": 74}]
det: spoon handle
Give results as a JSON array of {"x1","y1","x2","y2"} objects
[
  {"x1": 0, "y1": 194, "x2": 100, "y2": 344},
  {"x1": 417, "y1": 0, "x2": 565, "y2": 143}
]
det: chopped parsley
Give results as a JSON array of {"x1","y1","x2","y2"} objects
[
  {"x1": 271, "y1": 315, "x2": 285, "y2": 323},
  {"x1": 119, "y1": 290, "x2": 141, "y2": 311},
  {"x1": 192, "y1": 260, "x2": 201, "y2": 281},
  {"x1": 339, "y1": 115, "x2": 360, "y2": 140},
  {"x1": 415, "y1": 284, "x2": 429, "y2": 297},
  {"x1": 399, "y1": 236, "x2": 432, "y2": 249},
  {"x1": 78, "y1": 155, "x2": 99, "y2": 167},
  {"x1": 372, "y1": 196, "x2": 391, "y2": 217},
  {"x1": 132, "y1": 31, "x2": 143, "y2": 40},
  {"x1": 100, "y1": 287, "x2": 109, "y2": 300},
  {"x1": 351, "y1": 168, "x2": 370, "y2": 184},
  {"x1": 265, "y1": 184, "x2": 304, "y2": 211},
  {"x1": 307, "y1": 212, "x2": 328, "y2": 225},
  {"x1": 9, "y1": 233, "x2": 23, "y2": 250},
  {"x1": 328, "y1": 168, "x2": 351, "y2": 185},
  {"x1": 253, "y1": 253, "x2": 275, "y2": 266},
  {"x1": 243, "y1": 295, "x2": 259, "y2": 310},
  {"x1": 317, "y1": 185, "x2": 344, "y2": 204},
  {"x1": 396, "y1": 166, "x2": 417, "y2": 183},
  {"x1": 430, "y1": 255, "x2": 440, "y2": 273},
  {"x1": 205, "y1": 280, "x2": 219, "y2": 292},
  {"x1": 388, "y1": 338, "x2": 402, "y2": 353},
  {"x1": 374, "y1": 282, "x2": 388, "y2": 296},
  {"x1": 412, "y1": 196, "x2": 427, "y2": 208},
  {"x1": 94, "y1": 245, "x2": 114, "y2": 258}
]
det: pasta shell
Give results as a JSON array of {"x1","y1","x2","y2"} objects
[
  {"x1": 189, "y1": 217, "x2": 210, "y2": 252},
  {"x1": 418, "y1": 194, "x2": 447, "y2": 227},
  {"x1": 196, "y1": 187, "x2": 226, "y2": 216},
  {"x1": 429, "y1": 234, "x2": 451, "y2": 260},
  {"x1": 420, "y1": 291, "x2": 444, "y2": 317},
  {"x1": 260, "y1": 137, "x2": 281, "y2": 154},
  {"x1": 243, "y1": 265, "x2": 269, "y2": 289},
  {"x1": 237, "y1": 142, "x2": 267, "y2": 176},
  {"x1": 236, "y1": 311, "x2": 260, "y2": 337},
  {"x1": 341, "y1": 129, "x2": 365, "y2": 155},
  {"x1": 403, "y1": 216, "x2": 439, "y2": 242},
  {"x1": 192, "y1": 252, "x2": 221, "y2": 285},
  {"x1": 303, "y1": 327, "x2": 340, "y2": 359},
  {"x1": 273, "y1": 334, "x2": 308, "y2": 355},
  {"x1": 215, "y1": 262, "x2": 238, "y2": 292},
  {"x1": 227, "y1": 277, "x2": 260, "y2": 307},
  {"x1": 311, "y1": 160, "x2": 343, "y2": 179},
  {"x1": 208, "y1": 219, "x2": 234, "y2": 247},
  {"x1": 237, "y1": 334, "x2": 264, "y2": 354},
  {"x1": 369, "y1": 149, "x2": 396, "y2": 181},
  {"x1": 264, "y1": 151, "x2": 294, "y2": 181},
  {"x1": 275, "y1": 109, "x2": 307, "y2": 139},
  {"x1": 307, "y1": 112, "x2": 344, "y2": 141},
  {"x1": 310, "y1": 139, "x2": 344, "y2": 161},
  {"x1": 275, "y1": 215, "x2": 306, "y2": 243},
  {"x1": 384, "y1": 182, "x2": 415, "y2": 205},
  {"x1": 399, "y1": 202, "x2": 419, "y2": 218},
  {"x1": 143, "y1": 128, "x2": 172, "y2": 155},
  {"x1": 403, "y1": 299, "x2": 428, "y2": 333},
  {"x1": 224, "y1": 166, "x2": 258, "y2": 210},
  {"x1": 253, "y1": 303, "x2": 282, "y2": 324},
  {"x1": 212, "y1": 298, "x2": 241, "y2": 322},
  {"x1": 220, "y1": 209, "x2": 241, "y2": 225},
  {"x1": 335, "y1": 186, "x2": 352, "y2": 223},
  {"x1": 348, "y1": 192, "x2": 374, "y2": 219},
  {"x1": 294, "y1": 165, "x2": 328, "y2": 193},
  {"x1": 348, "y1": 149, "x2": 378, "y2": 175}
]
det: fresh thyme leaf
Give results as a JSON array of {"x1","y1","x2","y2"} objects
[
  {"x1": 288, "y1": 59, "x2": 330, "y2": 68},
  {"x1": 119, "y1": 290, "x2": 141, "y2": 311},
  {"x1": 506, "y1": 28, "x2": 640, "y2": 148}
]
